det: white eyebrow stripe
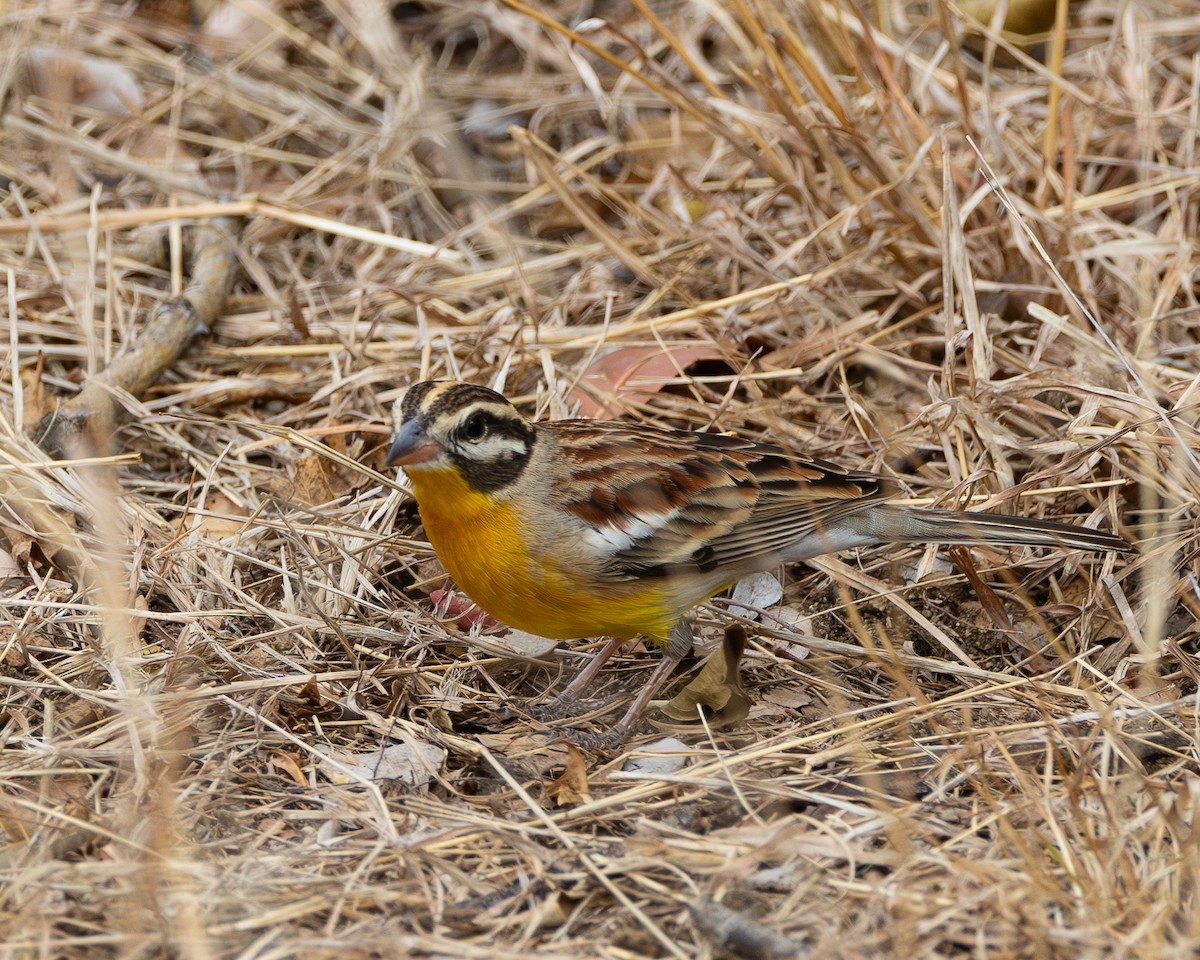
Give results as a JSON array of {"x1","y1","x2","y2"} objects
[
  {"x1": 456, "y1": 434, "x2": 528, "y2": 460},
  {"x1": 454, "y1": 400, "x2": 519, "y2": 420}
]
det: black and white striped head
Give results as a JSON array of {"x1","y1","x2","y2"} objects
[{"x1": 387, "y1": 381, "x2": 537, "y2": 492}]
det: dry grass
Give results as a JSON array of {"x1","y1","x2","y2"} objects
[{"x1": 1, "y1": 0, "x2": 1199, "y2": 956}]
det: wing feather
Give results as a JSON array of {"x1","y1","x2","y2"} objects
[{"x1": 549, "y1": 419, "x2": 887, "y2": 581}]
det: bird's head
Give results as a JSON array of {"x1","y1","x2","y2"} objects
[{"x1": 388, "y1": 380, "x2": 538, "y2": 492}]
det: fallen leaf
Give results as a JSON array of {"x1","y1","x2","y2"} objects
[
  {"x1": 622, "y1": 737, "x2": 691, "y2": 776},
  {"x1": 0, "y1": 772, "x2": 92, "y2": 842},
  {"x1": 298, "y1": 676, "x2": 322, "y2": 706},
  {"x1": 662, "y1": 625, "x2": 752, "y2": 726},
  {"x1": 23, "y1": 46, "x2": 143, "y2": 116},
  {"x1": 287, "y1": 287, "x2": 310, "y2": 340},
  {"x1": 570, "y1": 344, "x2": 733, "y2": 419},
  {"x1": 320, "y1": 740, "x2": 446, "y2": 788},
  {"x1": 761, "y1": 686, "x2": 811, "y2": 710},
  {"x1": 948, "y1": 547, "x2": 1013, "y2": 630},
  {"x1": 188, "y1": 491, "x2": 249, "y2": 538},
  {"x1": 1, "y1": 526, "x2": 43, "y2": 568},
  {"x1": 729, "y1": 572, "x2": 784, "y2": 620},
  {"x1": 534, "y1": 191, "x2": 616, "y2": 239},
  {"x1": 475, "y1": 734, "x2": 569, "y2": 777},
  {"x1": 316, "y1": 819, "x2": 342, "y2": 847},
  {"x1": 1110, "y1": 653, "x2": 1180, "y2": 706},
  {"x1": 530, "y1": 889, "x2": 579, "y2": 930},
  {"x1": 201, "y1": 0, "x2": 286, "y2": 65},
  {"x1": 486, "y1": 629, "x2": 561, "y2": 659},
  {"x1": 281, "y1": 453, "x2": 338, "y2": 506},
  {"x1": 711, "y1": 821, "x2": 901, "y2": 869},
  {"x1": 268, "y1": 750, "x2": 308, "y2": 787},
  {"x1": 19, "y1": 354, "x2": 50, "y2": 431},
  {"x1": 0, "y1": 547, "x2": 19, "y2": 580},
  {"x1": 134, "y1": 0, "x2": 194, "y2": 30},
  {"x1": 548, "y1": 743, "x2": 592, "y2": 806},
  {"x1": 128, "y1": 125, "x2": 197, "y2": 174},
  {"x1": 279, "y1": 676, "x2": 346, "y2": 726}
]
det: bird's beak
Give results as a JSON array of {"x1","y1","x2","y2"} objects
[{"x1": 387, "y1": 417, "x2": 437, "y2": 467}]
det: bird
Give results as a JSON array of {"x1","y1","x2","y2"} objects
[{"x1": 387, "y1": 380, "x2": 1130, "y2": 741}]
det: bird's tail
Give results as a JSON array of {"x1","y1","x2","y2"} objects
[{"x1": 872, "y1": 506, "x2": 1131, "y2": 554}]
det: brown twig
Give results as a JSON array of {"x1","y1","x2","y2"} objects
[{"x1": 33, "y1": 217, "x2": 241, "y2": 456}]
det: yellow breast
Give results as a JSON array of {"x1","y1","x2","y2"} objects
[{"x1": 407, "y1": 467, "x2": 675, "y2": 642}]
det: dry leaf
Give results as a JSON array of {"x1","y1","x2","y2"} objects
[
  {"x1": 662, "y1": 625, "x2": 752, "y2": 726},
  {"x1": 0, "y1": 547, "x2": 20, "y2": 581},
  {"x1": 729, "y1": 572, "x2": 784, "y2": 620},
  {"x1": 1113, "y1": 662, "x2": 1181, "y2": 706},
  {"x1": 320, "y1": 740, "x2": 446, "y2": 788},
  {"x1": 548, "y1": 743, "x2": 591, "y2": 806},
  {"x1": 0, "y1": 773, "x2": 92, "y2": 843},
  {"x1": 268, "y1": 750, "x2": 308, "y2": 788},
  {"x1": 189, "y1": 491, "x2": 249, "y2": 538},
  {"x1": 201, "y1": 0, "x2": 286, "y2": 64},
  {"x1": 280, "y1": 676, "x2": 346, "y2": 726},
  {"x1": 285, "y1": 453, "x2": 339, "y2": 506},
  {"x1": 23, "y1": 46, "x2": 143, "y2": 116},
  {"x1": 489, "y1": 629, "x2": 561, "y2": 659},
  {"x1": 570, "y1": 344, "x2": 732, "y2": 419},
  {"x1": 127, "y1": 125, "x2": 199, "y2": 175},
  {"x1": 713, "y1": 821, "x2": 901, "y2": 870},
  {"x1": 761, "y1": 686, "x2": 811, "y2": 711},
  {"x1": 529, "y1": 889, "x2": 579, "y2": 930},
  {"x1": 1, "y1": 526, "x2": 42, "y2": 568},
  {"x1": 534, "y1": 191, "x2": 616, "y2": 239},
  {"x1": 19, "y1": 356, "x2": 51, "y2": 431},
  {"x1": 947, "y1": 547, "x2": 1013, "y2": 630},
  {"x1": 622, "y1": 737, "x2": 691, "y2": 776},
  {"x1": 134, "y1": 0, "x2": 199, "y2": 30}
]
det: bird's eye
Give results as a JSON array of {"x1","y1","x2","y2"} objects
[{"x1": 460, "y1": 411, "x2": 489, "y2": 443}]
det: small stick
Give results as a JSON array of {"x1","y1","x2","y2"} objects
[{"x1": 34, "y1": 217, "x2": 241, "y2": 456}]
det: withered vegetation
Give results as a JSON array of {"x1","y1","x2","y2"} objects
[{"x1": 1, "y1": 1, "x2": 1198, "y2": 957}]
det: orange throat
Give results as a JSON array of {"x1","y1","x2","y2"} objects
[{"x1": 406, "y1": 467, "x2": 673, "y2": 642}]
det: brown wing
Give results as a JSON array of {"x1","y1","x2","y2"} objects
[{"x1": 548, "y1": 420, "x2": 887, "y2": 581}]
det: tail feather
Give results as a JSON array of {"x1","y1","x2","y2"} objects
[{"x1": 878, "y1": 506, "x2": 1131, "y2": 554}]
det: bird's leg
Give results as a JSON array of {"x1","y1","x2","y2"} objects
[
  {"x1": 497, "y1": 637, "x2": 625, "y2": 727},
  {"x1": 518, "y1": 621, "x2": 694, "y2": 742},
  {"x1": 553, "y1": 634, "x2": 625, "y2": 707},
  {"x1": 605, "y1": 619, "x2": 695, "y2": 742}
]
